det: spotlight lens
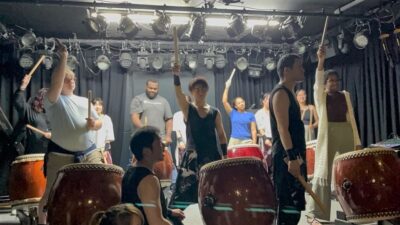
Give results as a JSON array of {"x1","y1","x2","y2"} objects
[
  {"x1": 97, "y1": 55, "x2": 111, "y2": 71},
  {"x1": 19, "y1": 54, "x2": 34, "y2": 68},
  {"x1": 354, "y1": 33, "x2": 368, "y2": 49},
  {"x1": 119, "y1": 52, "x2": 133, "y2": 69},
  {"x1": 236, "y1": 57, "x2": 248, "y2": 71}
]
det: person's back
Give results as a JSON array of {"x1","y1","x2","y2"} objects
[{"x1": 90, "y1": 203, "x2": 144, "y2": 225}]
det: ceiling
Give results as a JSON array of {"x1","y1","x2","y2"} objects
[{"x1": 0, "y1": 0, "x2": 391, "y2": 44}]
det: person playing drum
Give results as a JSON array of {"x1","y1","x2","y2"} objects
[
  {"x1": 169, "y1": 63, "x2": 228, "y2": 210},
  {"x1": 269, "y1": 53, "x2": 307, "y2": 225},
  {"x1": 90, "y1": 203, "x2": 145, "y2": 225},
  {"x1": 38, "y1": 39, "x2": 104, "y2": 225},
  {"x1": 306, "y1": 46, "x2": 362, "y2": 223},
  {"x1": 222, "y1": 76, "x2": 257, "y2": 147},
  {"x1": 121, "y1": 126, "x2": 185, "y2": 225}
]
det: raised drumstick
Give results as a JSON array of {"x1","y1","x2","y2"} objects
[
  {"x1": 228, "y1": 68, "x2": 236, "y2": 82},
  {"x1": 88, "y1": 90, "x2": 92, "y2": 119},
  {"x1": 173, "y1": 27, "x2": 179, "y2": 65},
  {"x1": 320, "y1": 16, "x2": 329, "y2": 46},
  {"x1": 27, "y1": 55, "x2": 45, "y2": 76},
  {"x1": 26, "y1": 124, "x2": 46, "y2": 136}
]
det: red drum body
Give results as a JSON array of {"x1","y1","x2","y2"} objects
[
  {"x1": 8, "y1": 154, "x2": 46, "y2": 207},
  {"x1": 306, "y1": 140, "x2": 316, "y2": 179},
  {"x1": 227, "y1": 144, "x2": 263, "y2": 160},
  {"x1": 154, "y1": 150, "x2": 173, "y2": 180},
  {"x1": 199, "y1": 157, "x2": 276, "y2": 225},
  {"x1": 333, "y1": 148, "x2": 400, "y2": 223},
  {"x1": 47, "y1": 163, "x2": 124, "y2": 225}
]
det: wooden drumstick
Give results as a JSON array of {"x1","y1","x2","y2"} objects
[
  {"x1": 284, "y1": 157, "x2": 329, "y2": 216},
  {"x1": 27, "y1": 55, "x2": 45, "y2": 76},
  {"x1": 173, "y1": 27, "x2": 179, "y2": 65},
  {"x1": 320, "y1": 16, "x2": 329, "y2": 46},
  {"x1": 144, "y1": 116, "x2": 148, "y2": 126},
  {"x1": 88, "y1": 90, "x2": 92, "y2": 119},
  {"x1": 26, "y1": 124, "x2": 47, "y2": 136},
  {"x1": 228, "y1": 68, "x2": 236, "y2": 82}
]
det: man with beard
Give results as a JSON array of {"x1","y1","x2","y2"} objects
[{"x1": 130, "y1": 79, "x2": 173, "y2": 147}]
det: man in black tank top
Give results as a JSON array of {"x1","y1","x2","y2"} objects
[
  {"x1": 269, "y1": 54, "x2": 307, "y2": 225},
  {"x1": 122, "y1": 126, "x2": 185, "y2": 225}
]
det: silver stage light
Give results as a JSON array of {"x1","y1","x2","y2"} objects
[
  {"x1": 353, "y1": 32, "x2": 368, "y2": 49},
  {"x1": 119, "y1": 16, "x2": 140, "y2": 38},
  {"x1": 227, "y1": 14, "x2": 246, "y2": 38},
  {"x1": 185, "y1": 55, "x2": 198, "y2": 71},
  {"x1": 96, "y1": 55, "x2": 111, "y2": 71},
  {"x1": 119, "y1": 52, "x2": 133, "y2": 69},
  {"x1": 215, "y1": 54, "x2": 226, "y2": 69},
  {"x1": 43, "y1": 55, "x2": 53, "y2": 70},
  {"x1": 87, "y1": 13, "x2": 108, "y2": 33},
  {"x1": 19, "y1": 53, "x2": 34, "y2": 69},
  {"x1": 264, "y1": 57, "x2": 276, "y2": 71},
  {"x1": 235, "y1": 57, "x2": 248, "y2": 71},
  {"x1": 185, "y1": 14, "x2": 206, "y2": 42},
  {"x1": 152, "y1": 55, "x2": 164, "y2": 71},
  {"x1": 67, "y1": 55, "x2": 79, "y2": 71},
  {"x1": 248, "y1": 64, "x2": 263, "y2": 78},
  {"x1": 152, "y1": 11, "x2": 171, "y2": 35},
  {"x1": 21, "y1": 30, "x2": 37, "y2": 48}
]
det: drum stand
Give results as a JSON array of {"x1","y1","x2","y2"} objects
[{"x1": 11, "y1": 203, "x2": 39, "y2": 225}]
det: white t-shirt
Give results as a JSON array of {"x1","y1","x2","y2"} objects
[
  {"x1": 255, "y1": 108, "x2": 272, "y2": 138},
  {"x1": 94, "y1": 114, "x2": 115, "y2": 149},
  {"x1": 44, "y1": 94, "x2": 99, "y2": 151},
  {"x1": 172, "y1": 111, "x2": 187, "y2": 144}
]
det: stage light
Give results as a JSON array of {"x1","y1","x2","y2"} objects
[
  {"x1": 96, "y1": 55, "x2": 111, "y2": 71},
  {"x1": 152, "y1": 11, "x2": 171, "y2": 35},
  {"x1": 21, "y1": 30, "x2": 37, "y2": 48},
  {"x1": 353, "y1": 32, "x2": 368, "y2": 49},
  {"x1": 226, "y1": 14, "x2": 246, "y2": 38},
  {"x1": 119, "y1": 52, "x2": 133, "y2": 69},
  {"x1": 19, "y1": 53, "x2": 34, "y2": 69},
  {"x1": 280, "y1": 16, "x2": 304, "y2": 42},
  {"x1": 248, "y1": 64, "x2": 263, "y2": 78},
  {"x1": 185, "y1": 14, "x2": 206, "y2": 42},
  {"x1": 264, "y1": 57, "x2": 276, "y2": 71},
  {"x1": 87, "y1": 14, "x2": 108, "y2": 33},
  {"x1": 236, "y1": 57, "x2": 248, "y2": 71},
  {"x1": 293, "y1": 41, "x2": 307, "y2": 54},
  {"x1": 152, "y1": 55, "x2": 164, "y2": 71},
  {"x1": 119, "y1": 16, "x2": 140, "y2": 38},
  {"x1": 185, "y1": 55, "x2": 198, "y2": 71},
  {"x1": 43, "y1": 55, "x2": 53, "y2": 70},
  {"x1": 67, "y1": 55, "x2": 79, "y2": 71},
  {"x1": 215, "y1": 54, "x2": 226, "y2": 69},
  {"x1": 137, "y1": 47, "x2": 149, "y2": 70}
]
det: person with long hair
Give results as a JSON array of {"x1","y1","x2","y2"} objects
[
  {"x1": 169, "y1": 63, "x2": 228, "y2": 210},
  {"x1": 306, "y1": 46, "x2": 361, "y2": 223},
  {"x1": 222, "y1": 76, "x2": 257, "y2": 147},
  {"x1": 296, "y1": 89, "x2": 319, "y2": 142},
  {"x1": 90, "y1": 203, "x2": 144, "y2": 225},
  {"x1": 92, "y1": 97, "x2": 115, "y2": 164}
]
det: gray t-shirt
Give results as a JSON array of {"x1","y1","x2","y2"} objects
[
  {"x1": 130, "y1": 93, "x2": 172, "y2": 137},
  {"x1": 44, "y1": 94, "x2": 99, "y2": 151}
]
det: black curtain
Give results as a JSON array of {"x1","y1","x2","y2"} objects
[{"x1": 214, "y1": 38, "x2": 400, "y2": 146}]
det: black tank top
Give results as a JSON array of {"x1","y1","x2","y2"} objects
[
  {"x1": 121, "y1": 167, "x2": 168, "y2": 225},
  {"x1": 186, "y1": 104, "x2": 222, "y2": 164},
  {"x1": 269, "y1": 85, "x2": 306, "y2": 152}
]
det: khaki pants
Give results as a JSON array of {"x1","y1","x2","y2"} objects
[{"x1": 42, "y1": 149, "x2": 104, "y2": 207}]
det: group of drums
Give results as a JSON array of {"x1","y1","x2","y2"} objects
[{"x1": 7, "y1": 142, "x2": 400, "y2": 225}]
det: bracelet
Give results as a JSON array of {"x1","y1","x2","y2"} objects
[{"x1": 173, "y1": 75, "x2": 181, "y2": 86}]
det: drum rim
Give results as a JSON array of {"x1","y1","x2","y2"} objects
[
  {"x1": 11, "y1": 197, "x2": 41, "y2": 207},
  {"x1": 12, "y1": 154, "x2": 45, "y2": 164},
  {"x1": 228, "y1": 143, "x2": 261, "y2": 150},
  {"x1": 200, "y1": 157, "x2": 262, "y2": 172},
  {"x1": 58, "y1": 163, "x2": 124, "y2": 175},
  {"x1": 346, "y1": 210, "x2": 400, "y2": 224},
  {"x1": 333, "y1": 148, "x2": 395, "y2": 162}
]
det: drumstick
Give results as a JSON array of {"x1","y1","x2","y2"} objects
[
  {"x1": 88, "y1": 90, "x2": 92, "y2": 119},
  {"x1": 284, "y1": 158, "x2": 329, "y2": 216},
  {"x1": 144, "y1": 116, "x2": 148, "y2": 126},
  {"x1": 27, "y1": 55, "x2": 45, "y2": 76},
  {"x1": 320, "y1": 16, "x2": 329, "y2": 46},
  {"x1": 173, "y1": 27, "x2": 179, "y2": 65},
  {"x1": 26, "y1": 124, "x2": 47, "y2": 136},
  {"x1": 228, "y1": 68, "x2": 236, "y2": 82}
]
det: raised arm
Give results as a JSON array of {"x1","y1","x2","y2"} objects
[
  {"x1": 222, "y1": 83, "x2": 233, "y2": 115},
  {"x1": 138, "y1": 175, "x2": 172, "y2": 225},
  {"x1": 14, "y1": 75, "x2": 31, "y2": 116},
  {"x1": 314, "y1": 46, "x2": 326, "y2": 107},
  {"x1": 47, "y1": 39, "x2": 68, "y2": 103},
  {"x1": 172, "y1": 63, "x2": 189, "y2": 119}
]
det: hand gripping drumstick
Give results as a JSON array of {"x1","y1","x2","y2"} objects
[
  {"x1": 26, "y1": 124, "x2": 47, "y2": 136},
  {"x1": 88, "y1": 90, "x2": 92, "y2": 119},
  {"x1": 173, "y1": 27, "x2": 179, "y2": 65},
  {"x1": 284, "y1": 157, "x2": 329, "y2": 216},
  {"x1": 320, "y1": 16, "x2": 329, "y2": 46},
  {"x1": 27, "y1": 55, "x2": 45, "y2": 77}
]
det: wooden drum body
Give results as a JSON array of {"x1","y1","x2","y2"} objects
[
  {"x1": 333, "y1": 148, "x2": 400, "y2": 223},
  {"x1": 227, "y1": 144, "x2": 263, "y2": 160},
  {"x1": 8, "y1": 154, "x2": 46, "y2": 207},
  {"x1": 47, "y1": 163, "x2": 124, "y2": 225},
  {"x1": 198, "y1": 157, "x2": 276, "y2": 225},
  {"x1": 306, "y1": 140, "x2": 316, "y2": 179}
]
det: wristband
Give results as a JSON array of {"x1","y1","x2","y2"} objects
[
  {"x1": 220, "y1": 143, "x2": 227, "y2": 156},
  {"x1": 174, "y1": 75, "x2": 181, "y2": 86},
  {"x1": 286, "y1": 148, "x2": 298, "y2": 161}
]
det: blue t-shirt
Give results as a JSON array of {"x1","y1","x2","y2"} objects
[{"x1": 230, "y1": 109, "x2": 256, "y2": 139}]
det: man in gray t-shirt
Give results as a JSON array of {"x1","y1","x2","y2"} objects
[{"x1": 130, "y1": 79, "x2": 173, "y2": 144}]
